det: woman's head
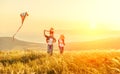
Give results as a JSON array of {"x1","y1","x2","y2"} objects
[{"x1": 60, "y1": 34, "x2": 65, "y2": 39}]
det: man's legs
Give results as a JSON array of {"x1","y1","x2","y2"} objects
[{"x1": 47, "y1": 45, "x2": 53, "y2": 55}]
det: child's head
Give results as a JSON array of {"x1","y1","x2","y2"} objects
[{"x1": 50, "y1": 27, "x2": 54, "y2": 35}]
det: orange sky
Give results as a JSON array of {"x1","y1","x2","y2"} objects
[{"x1": 0, "y1": 0, "x2": 120, "y2": 42}]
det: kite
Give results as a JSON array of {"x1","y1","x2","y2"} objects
[{"x1": 13, "y1": 12, "x2": 29, "y2": 40}]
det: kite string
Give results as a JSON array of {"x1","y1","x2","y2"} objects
[{"x1": 13, "y1": 23, "x2": 23, "y2": 40}]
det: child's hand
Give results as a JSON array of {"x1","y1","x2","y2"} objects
[
  {"x1": 45, "y1": 30, "x2": 49, "y2": 32},
  {"x1": 44, "y1": 30, "x2": 46, "y2": 32}
]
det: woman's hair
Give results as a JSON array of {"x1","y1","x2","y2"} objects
[{"x1": 60, "y1": 34, "x2": 65, "y2": 39}]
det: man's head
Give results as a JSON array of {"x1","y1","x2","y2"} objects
[{"x1": 50, "y1": 33, "x2": 53, "y2": 37}]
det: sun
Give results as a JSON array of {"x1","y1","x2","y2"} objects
[{"x1": 90, "y1": 21, "x2": 96, "y2": 30}]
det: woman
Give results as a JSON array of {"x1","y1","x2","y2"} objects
[{"x1": 58, "y1": 34, "x2": 65, "y2": 54}]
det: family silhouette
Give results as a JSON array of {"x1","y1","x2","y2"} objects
[{"x1": 44, "y1": 28, "x2": 65, "y2": 55}]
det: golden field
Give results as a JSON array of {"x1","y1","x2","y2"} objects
[{"x1": 0, "y1": 49, "x2": 120, "y2": 74}]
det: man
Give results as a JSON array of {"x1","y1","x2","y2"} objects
[{"x1": 44, "y1": 28, "x2": 56, "y2": 55}]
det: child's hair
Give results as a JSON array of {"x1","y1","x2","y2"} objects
[{"x1": 50, "y1": 27, "x2": 54, "y2": 35}]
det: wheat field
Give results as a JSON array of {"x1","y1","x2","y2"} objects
[{"x1": 0, "y1": 49, "x2": 120, "y2": 74}]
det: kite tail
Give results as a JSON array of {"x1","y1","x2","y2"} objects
[{"x1": 13, "y1": 23, "x2": 23, "y2": 40}]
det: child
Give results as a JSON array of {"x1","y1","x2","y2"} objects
[
  {"x1": 58, "y1": 34, "x2": 65, "y2": 54},
  {"x1": 44, "y1": 28, "x2": 56, "y2": 55},
  {"x1": 45, "y1": 27, "x2": 54, "y2": 35}
]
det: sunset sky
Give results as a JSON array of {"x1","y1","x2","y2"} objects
[{"x1": 0, "y1": 0, "x2": 120, "y2": 42}]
